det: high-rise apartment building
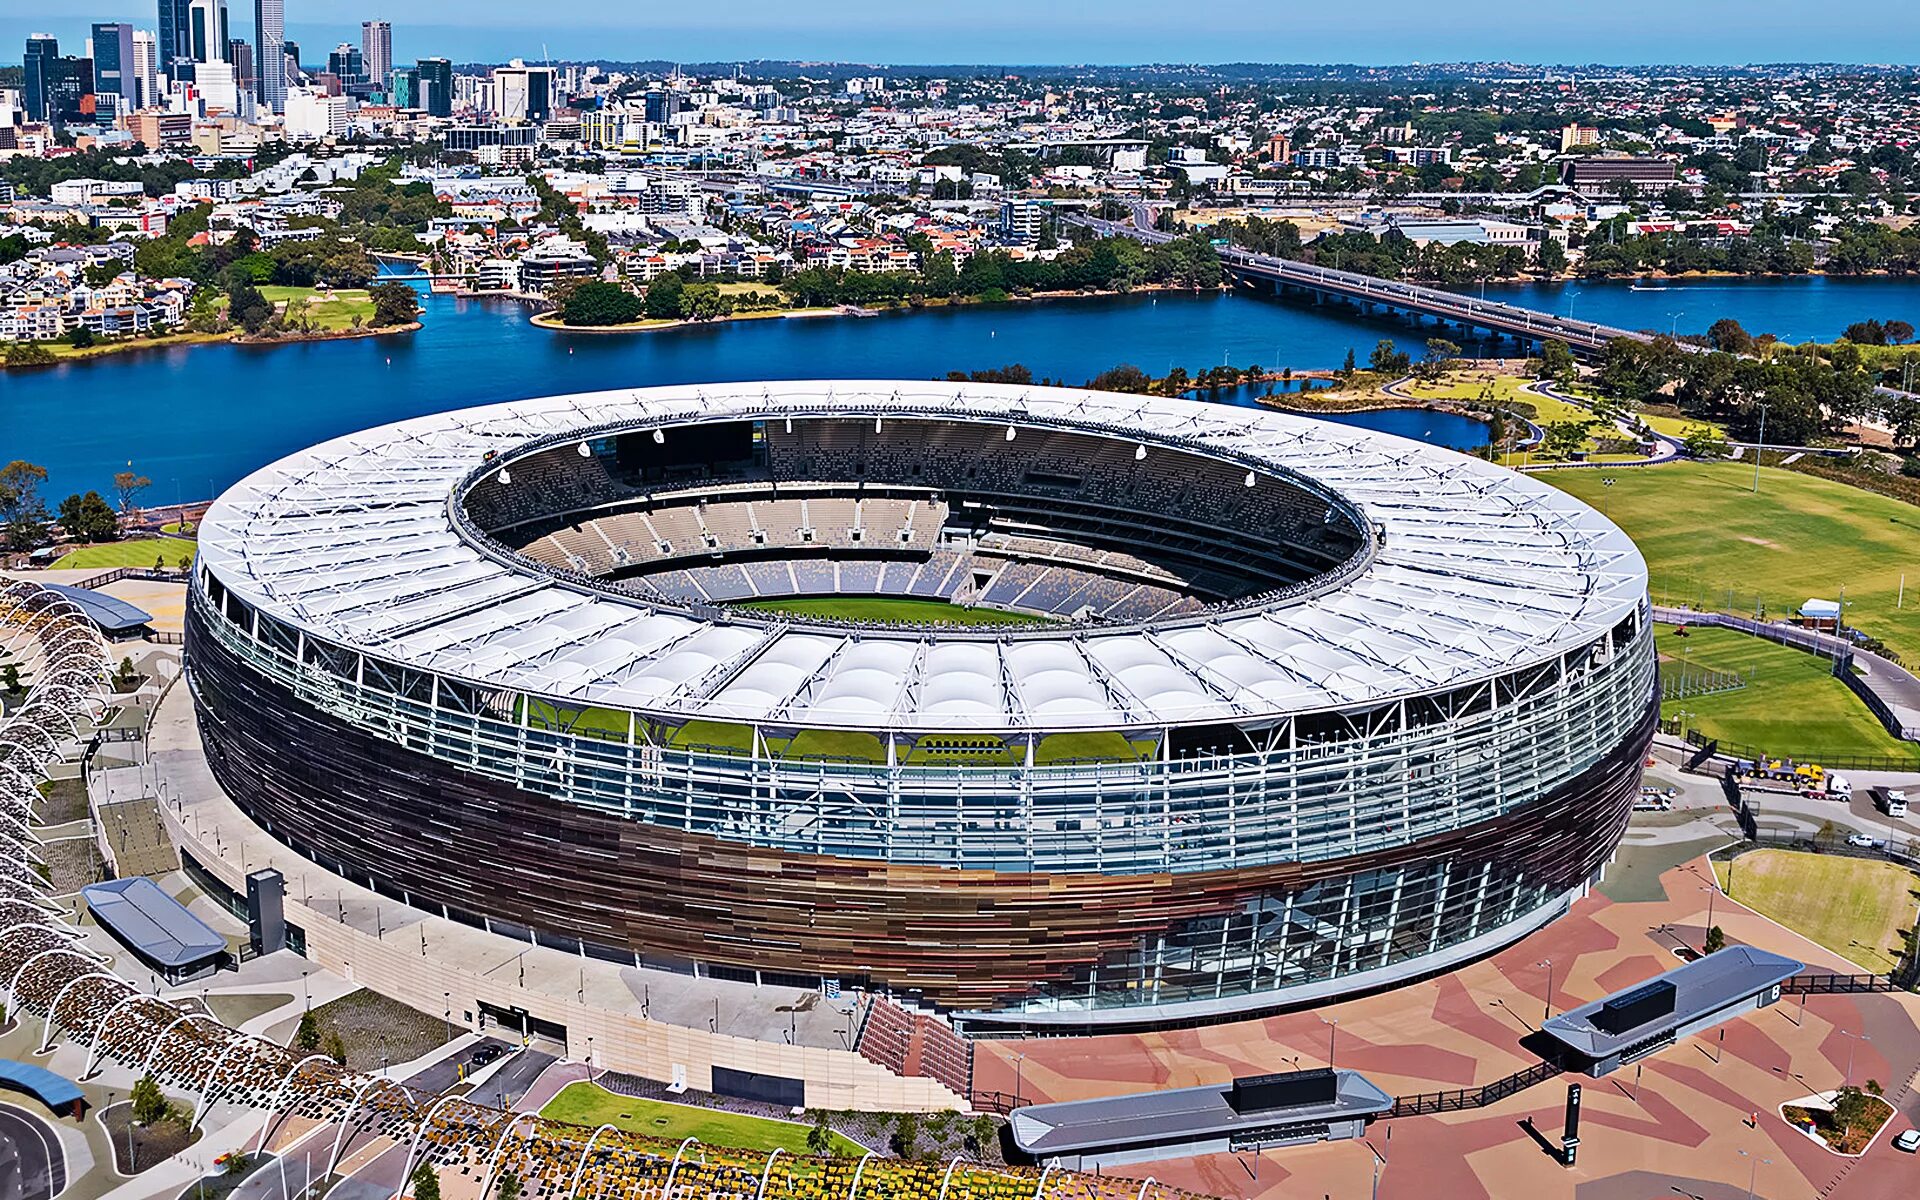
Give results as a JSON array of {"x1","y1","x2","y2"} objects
[
  {"x1": 361, "y1": 21, "x2": 392, "y2": 89},
  {"x1": 24, "y1": 37, "x2": 98, "y2": 129},
  {"x1": 389, "y1": 66, "x2": 419, "y2": 109},
  {"x1": 253, "y1": 0, "x2": 285, "y2": 111},
  {"x1": 90, "y1": 23, "x2": 138, "y2": 109},
  {"x1": 416, "y1": 57, "x2": 452, "y2": 118},
  {"x1": 131, "y1": 30, "x2": 158, "y2": 109}
]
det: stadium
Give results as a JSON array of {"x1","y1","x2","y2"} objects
[{"x1": 185, "y1": 380, "x2": 1658, "y2": 1032}]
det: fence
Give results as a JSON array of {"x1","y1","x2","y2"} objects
[
  {"x1": 73, "y1": 566, "x2": 189, "y2": 591},
  {"x1": 1660, "y1": 663, "x2": 1749, "y2": 703},
  {"x1": 1386, "y1": 1057, "x2": 1562, "y2": 1119},
  {"x1": 1653, "y1": 605, "x2": 1919, "y2": 742},
  {"x1": 1666, "y1": 724, "x2": 1920, "y2": 774}
]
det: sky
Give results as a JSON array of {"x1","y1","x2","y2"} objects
[{"x1": 5, "y1": 0, "x2": 1916, "y2": 67}]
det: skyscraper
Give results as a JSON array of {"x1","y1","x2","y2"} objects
[
  {"x1": 91, "y1": 23, "x2": 138, "y2": 108},
  {"x1": 131, "y1": 29, "x2": 158, "y2": 108},
  {"x1": 327, "y1": 44, "x2": 365, "y2": 85},
  {"x1": 156, "y1": 0, "x2": 191, "y2": 73},
  {"x1": 187, "y1": 0, "x2": 228, "y2": 64},
  {"x1": 416, "y1": 56, "x2": 452, "y2": 118},
  {"x1": 389, "y1": 66, "x2": 419, "y2": 109},
  {"x1": 493, "y1": 60, "x2": 554, "y2": 122},
  {"x1": 253, "y1": 0, "x2": 285, "y2": 112},
  {"x1": 22, "y1": 34, "x2": 57, "y2": 123},
  {"x1": 361, "y1": 21, "x2": 392, "y2": 89},
  {"x1": 227, "y1": 38, "x2": 253, "y2": 93}
]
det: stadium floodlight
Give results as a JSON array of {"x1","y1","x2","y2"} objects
[
  {"x1": 1005, "y1": 425, "x2": 1018, "y2": 440},
  {"x1": 577, "y1": 442, "x2": 592, "y2": 457},
  {"x1": 1135, "y1": 444, "x2": 1147, "y2": 460},
  {"x1": 653, "y1": 429, "x2": 666, "y2": 443},
  {"x1": 496, "y1": 469, "x2": 511, "y2": 485},
  {"x1": 1244, "y1": 470, "x2": 1256, "y2": 487}
]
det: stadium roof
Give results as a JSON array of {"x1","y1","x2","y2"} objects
[
  {"x1": 197, "y1": 382, "x2": 1648, "y2": 734},
  {"x1": 82, "y1": 877, "x2": 227, "y2": 969}
]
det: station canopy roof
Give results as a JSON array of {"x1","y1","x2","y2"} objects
[{"x1": 82, "y1": 877, "x2": 226, "y2": 968}]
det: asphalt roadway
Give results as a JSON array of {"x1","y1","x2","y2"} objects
[{"x1": 0, "y1": 1106, "x2": 62, "y2": 1200}]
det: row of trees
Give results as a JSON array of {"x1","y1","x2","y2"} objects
[{"x1": 1593, "y1": 335, "x2": 1904, "y2": 444}]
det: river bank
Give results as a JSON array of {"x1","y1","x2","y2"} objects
[{"x1": 3, "y1": 312, "x2": 420, "y2": 371}]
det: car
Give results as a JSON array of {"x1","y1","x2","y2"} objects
[
  {"x1": 1895, "y1": 1128, "x2": 1920, "y2": 1153},
  {"x1": 470, "y1": 1043, "x2": 506, "y2": 1066},
  {"x1": 1846, "y1": 833, "x2": 1882, "y2": 848}
]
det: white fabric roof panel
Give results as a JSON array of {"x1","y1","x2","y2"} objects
[{"x1": 197, "y1": 381, "x2": 1648, "y2": 733}]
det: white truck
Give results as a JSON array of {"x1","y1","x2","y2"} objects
[
  {"x1": 1872, "y1": 785, "x2": 1910, "y2": 818},
  {"x1": 1828, "y1": 773, "x2": 1854, "y2": 801}
]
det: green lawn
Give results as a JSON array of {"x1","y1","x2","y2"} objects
[
  {"x1": 1546, "y1": 461, "x2": 1920, "y2": 665},
  {"x1": 1656, "y1": 625, "x2": 1920, "y2": 763},
  {"x1": 737, "y1": 596, "x2": 1050, "y2": 627},
  {"x1": 258, "y1": 285, "x2": 376, "y2": 331},
  {"x1": 52, "y1": 536, "x2": 194, "y2": 569},
  {"x1": 539, "y1": 1082, "x2": 862, "y2": 1155},
  {"x1": 1713, "y1": 849, "x2": 1920, "y2": 974}
]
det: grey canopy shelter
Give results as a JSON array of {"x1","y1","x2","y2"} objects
[{"x1": 82, "y1": 877, "x2": 227, "y2": 983}]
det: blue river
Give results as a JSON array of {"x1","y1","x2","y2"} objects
[{"x1": 6, "y1": 272, "x2": 1918, "y2": 500}]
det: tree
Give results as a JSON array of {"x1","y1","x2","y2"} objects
[
  {"x1": 131, "y1": 1073, "x2": 170, "y2": 1125},
  {"x1": 57, "y1": 491, "x2": 118, "y2": 542},
  {"x1": 1682, "y1": 425, "x2": 1729, "y2": 460},
  {"x1": 495, "y1": 1172, "x2": 522, "y2": 1200},
  {"x1": 1704, "y1": 925, "x2": 1726, "y2": 954},
  {"x1": 67, "y1": 325, "x2": 95, "y2": 349},
  {"x1": 1543, "y1": 420, "x2": 1595, "y2": 458},
  {"x1": 644, "y1": 274, "x2": 685, "y2": 320},
  {"x1": 1340, "y1": 348, "x2": 1356, "y2": 378},
  {"x1": 1885, "y1": 319, "x2": 1915, "y2": 345},
  {"x1": 223, "y1": 1153, "x2": 254, "y2": 1178},
  {"x1": 965, "y1": 1114, "x2": 997, "y2": 1155},
  {"x1": 1368, "y1": 339, "x2": 1411, "y2": 377},
  {"x1": 1088, "y1": 364, "x2": 1151, "y2": 393},
  {"x1": 295, "y1": 1010, "x2": 321, "y2": 1053},
  {"x1": 370, "y1": 281, "x2": 422, "y2": 328},
  {"x1": 411, "y1": 1163, "x2": 441, "y2": 1200},
  {"x1": 805, "y1": 1110, "x2": 834, "y2": 1155},
  {"x1": 227, "y1": 280, "x2": 272, "y2": 334},
  {"x1": 1535, "y1": 235, "x2": 1567, "y2": 275},
  {"x1": 560, "y1": 281, "x2": 643, "y2": 327},
  {"x1": 325, "y1": 1030, "x2": 347, "y2": 1065},
  {"x1": 1831, "y1": 1084, "x2": 1874, "y2": 1134},
  {"x1": 1707, "y1": 318, "x2": 1753, "y2": 354},
  {"x1": 1416, "y1": 338, "x2": 1460, "y2": 381},
  {"x1": 1539, "y1": 338, "x2": 1576, "y2": 383},
  {"x1": 892, "y1": 1111, "x2": 921, "y2": 1160},
  {"x1": 0, "y1": 461, "x2": 50, "y2": 551},
  {"x1": 113, "y1": 469, "x2": 151, "y2": 518}
]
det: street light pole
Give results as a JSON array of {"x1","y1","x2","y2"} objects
[
  {"x1": 1538, "y1": 958, "x2": 1555, "y2": 1023},
  {"x1": 1321, "y1": 1016, "x2": 1339, "y2": 1068},
  {"x1": 1750, "y1": 401, "x2": 1769, "y2": 493}
]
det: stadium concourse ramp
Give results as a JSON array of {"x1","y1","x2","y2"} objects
[{"x1": 0, "y1": 576, "x2": 1214, "y2": 1200}]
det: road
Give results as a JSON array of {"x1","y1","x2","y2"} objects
[{"x1": 0, "y1": 1106, "x2": 62, "y2": 1200}]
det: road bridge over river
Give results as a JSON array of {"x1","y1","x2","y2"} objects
[{"x1": 1068, "y1": 212, "x2": 1650, "y2": 356}]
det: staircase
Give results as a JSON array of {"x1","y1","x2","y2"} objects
[{"x1": 854, "y1": 995, "x2": 975, "y2": 1102}]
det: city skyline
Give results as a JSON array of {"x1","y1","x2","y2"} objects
[{"x1": 6, "y1": 1, "x2": 1920, "y2": 67}]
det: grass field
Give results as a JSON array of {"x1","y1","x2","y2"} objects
[
  {"x1": 52, "y1": 535, "x2": 194, "y2": 569},
  {"x1": 539, "y1": 1082, "x2": 861, "y2": 1155},
  {"x1": 259, "y1": 285, "x2": 376, "y2": 331},
  {"x1": 1713, "y1": 849, "x2": 1919, "y2": 974},
  {"x1": 1657, "y1": 625, "x2": 1920, "y2": 763},
  {"x1": 738, "y1": 596, "x2": 1050, "y2": 627},
  {"x1": 1546, "y1": 461, "x2": 1920, "y2": 665}
]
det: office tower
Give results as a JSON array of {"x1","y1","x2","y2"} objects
[
  {"x1": 253, "y1": 0, "x2": 284, "y2": 111},
  {"x1": 493, "y1": 60, "x2": 553, "y2": 122},
  {"x1": 23, "y1": 34, "x2": 57, "y2": 123},
  {"x1": 227, "y1": 38, "x2": 253, "y2": 92},
  {"x1": 131, "y1": 30, "x2": 158, "y2": 108},
  {"x1": 389, "y1": 66, "x2": 419, "y2": 109},
  {"x1": 91, "y1": 23, "x2": 138, "y2": 108},
  {"x1": 157, "y1": 0, "x2": 191, "y2": 70},
  {"x1": 327, "y1": 44, "x2": 365, "y2": 84},
  {"x1": 643, "y1": 87, "x2": 679, "y2": 124},
  {"x1": 361, "y1": 21, "x2": 392, "y2": 88},
  {"x1": 188, "y1": 0, "x2": 229, "y2": 63},
  {"x1": 416, "y1": 57, "x2": 451, "y2": 118}
]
